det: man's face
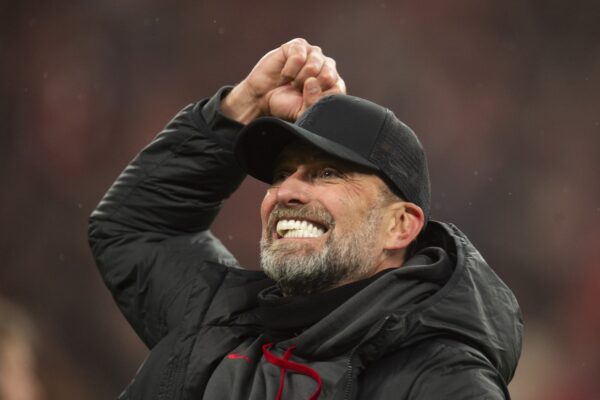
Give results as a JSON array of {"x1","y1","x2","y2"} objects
[{"x1": 259, "y1": 141, "x2": 391, "y2": 296}]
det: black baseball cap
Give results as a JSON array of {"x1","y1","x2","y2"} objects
[{"x1": 234, "y1": 94, "x2": 431, "y2": 221}]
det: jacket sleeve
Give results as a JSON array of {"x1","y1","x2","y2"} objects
[
  {"x1": 409, "y1": 341, "x2": 511, "y2": 399},
  {"x1": 88, "y1": 86, "x2": 251, "y2": 348}
]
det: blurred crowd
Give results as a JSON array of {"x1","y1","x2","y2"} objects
[{"x1": 1, "y1": 1, "x2": 598, "y2": 398}]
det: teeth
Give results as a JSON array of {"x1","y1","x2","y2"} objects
[{"x1": 276, "y1": 219, "x2": 326, "y2": 238}]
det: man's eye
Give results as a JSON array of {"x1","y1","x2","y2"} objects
[{"x1": 319, "y1": 168, "x2": 341, "y2": 179}]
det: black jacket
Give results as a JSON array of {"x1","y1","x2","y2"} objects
[{"x1": 89, "y1": 88, "x2": 523, "y2": 399}]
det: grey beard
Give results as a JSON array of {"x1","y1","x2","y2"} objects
[{"x1": 260, "y1": 207, "x2": 382, "y2": 296}]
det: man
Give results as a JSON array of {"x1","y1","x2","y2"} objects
[{"x1": 89, "y1": 38, "x2": 522, "y2": 399}]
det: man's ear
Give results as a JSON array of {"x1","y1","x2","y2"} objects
[{"x1": 383, "y1": 202, "x2": 425, "y2": 251}]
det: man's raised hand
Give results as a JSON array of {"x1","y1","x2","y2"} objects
[{"x1": 221, "y1": 38, "x2": 346, "y2": 124}]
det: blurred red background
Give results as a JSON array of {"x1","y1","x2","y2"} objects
[{"x1": 1, "y1": 1, "x2": 599, "y2": 398}]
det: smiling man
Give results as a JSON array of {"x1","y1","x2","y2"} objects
[
  {"x1": 258, "y1": 141, "x2": 419, "y2": 296},
  {"x1": 89, "y1": 39, "x2": 522, "y2": 399},
  {"x1": 249, "y1": 113, "x2": 426, "y2": 298}
]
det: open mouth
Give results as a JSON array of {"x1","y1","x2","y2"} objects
[{"x1": 275, "y1": 219, "x2": 329, "y2": 239}]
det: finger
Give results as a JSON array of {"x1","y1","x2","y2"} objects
[
  {"x1": 293, "y1": 46, "x2": 326, "y2": 87},
  {"x1": 302, "y1": 77, "x2": 323, "y2": 109},
  {"x1": 321, "y1": 76, "x2": 346, "y2": 96},
  {"x1": 316, "y1": 57, "x2": 339, "y2": 91},
  {"x1": 280, "y1": 39, "x2": 309, "y2": 82}
]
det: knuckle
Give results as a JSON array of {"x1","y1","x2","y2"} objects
[
  {"x1": 289, "y1": 37, "x2": 308, "y2": 46},
  {"x1": 286, "y1": 43, "x2": 303, "y2": 54},
  {"x1": 319, "y1": 71, "x2": 335, "y2": 86},
  {"x1": 303, "y1": 63, "x2": 320, "y2": 76},
  {"x1": 287, "y1": 53, "x2": 306, "y2": 66}
]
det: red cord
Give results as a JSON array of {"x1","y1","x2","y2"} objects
[{"x1": 262, "y1": 343, "x2": 322, "y2": 400}]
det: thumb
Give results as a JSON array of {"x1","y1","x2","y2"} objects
[{"x1": 302, "y1": 77, "x2": 322, "y2": 109}]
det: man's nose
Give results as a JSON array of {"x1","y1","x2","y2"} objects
[{"x1": 275, "y1": 172, "x2": 311, "y2": 206}]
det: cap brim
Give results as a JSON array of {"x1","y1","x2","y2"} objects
[{"x1": 234, "y1": 117, "x2": 378, "y2": 184}]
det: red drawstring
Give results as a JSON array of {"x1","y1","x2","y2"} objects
[{"x1": 262, "y1": 343, "x2": 322, "y2": 400}]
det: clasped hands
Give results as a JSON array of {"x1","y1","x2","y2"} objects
[{"x1": 221, "y1": 38, "x2": 346, "y2": 124}]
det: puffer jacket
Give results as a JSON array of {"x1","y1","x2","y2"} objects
[{"x1": 89, "y1": 87, "x2": 523, "y2": 399}]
